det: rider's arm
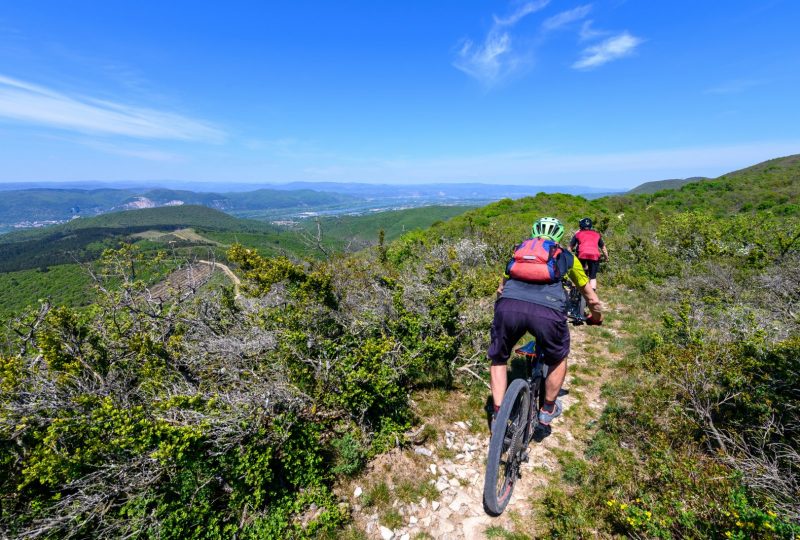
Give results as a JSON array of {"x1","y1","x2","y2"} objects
[
  {"x1": 599, "y1": 237, "x2": 609, "y2": 260},
  {"x1": 566, "y1": 256, "x2": 602, "y2": 321},
  {"x1": 569, "y1": 235, "x2": 578, "y2": 252},
  {"x1": 497, "y1": 277, "x2": 507, "y2": 296}
]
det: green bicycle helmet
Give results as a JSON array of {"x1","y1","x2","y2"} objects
[{"x1": 532, "y1": 217, "x2": 565, "y2": 242}]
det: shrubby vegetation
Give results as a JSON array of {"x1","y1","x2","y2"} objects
[
  {"x1": 1, "y1": 155, "x2": 799, "y2": 537},
  {"x1": 0, "y1": 229, "x2": 485, "y2": 538}
]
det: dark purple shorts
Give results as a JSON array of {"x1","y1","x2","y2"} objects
[{"x1": 488, "y1": 298, "x2": 570, "y2": 365}]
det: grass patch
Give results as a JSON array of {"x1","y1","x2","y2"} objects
[
  {"x1": 607, "y1": 338, "x2": 626, "y2": 355},
  {"x1": 395, "y1": 478, "x2": 438, "y2": 504},
  {"x1": 334, "y1": 525, "x2": 368, "y2": 540},
  {"x1": 437, "y1": 445, "x2": 457, "y2": 460},
  {"x1": 553, "y1": 449, "x2": 589, "y2": 486},
  {"x1": 362, "y1": 482, "x2": 391, "y2": 509},
  {"x1": 572, "y1": 363, "x2": 600, "y2": 376},
  {"x1": 599, "y1": 329, "x2": 615, "y2": 340},
  {"x1": 379, "y1": 508, "x2": 403, "y2": 530},
  {"x1": 570, "y1": 374, "x2": 587, "y2": 387},
  {"x1": 485, "y1": 526, "x2": 530, "y2": 539}
]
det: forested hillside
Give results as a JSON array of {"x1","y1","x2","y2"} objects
[
  {"x1": 1, "y1": 155, "x2": 799, "y2": 538},
  {"x1": 0, "y1": 205, "x2": 302, "y2": 273},
  {"x1": 300, "y1": 205, "x2": 474, "y2": 249},
  {"x1": 626, "y1": 176, "x2": 706, "y2": 194}
]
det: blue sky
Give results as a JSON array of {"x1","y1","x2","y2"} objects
[{"x1": 0, "y1": 0, "x2": 798, "y2": 188}]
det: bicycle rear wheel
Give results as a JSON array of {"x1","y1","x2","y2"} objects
[{"x1": 483, "y1": 378, "x2": 530, "y2": 516}]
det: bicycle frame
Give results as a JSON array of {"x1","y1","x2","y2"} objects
[{"x1": 513, "y1": 343, "x2": 546, "y2": 449}]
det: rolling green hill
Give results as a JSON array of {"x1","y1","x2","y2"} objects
[
  {"x1": 615, "y1": 153, "x2": 800, "y2": 216},
  {"x1": 626, "y1": 176, "x2": 707, "y2": 194},
  {"x1": 0, "y1": 205, "x2": 306, "y2": 273},
  {"x1": 302, "y1": 205, "x2": 474, "y2": 246}
]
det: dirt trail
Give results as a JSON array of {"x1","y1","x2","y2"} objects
[
  {"x1": 148, "y1": 260, "x2": 241, "y2": 301},
  {"x1": 198, "y1": 260, "x2": 241, "y2": 296},
  {"x1": 343, "y1": 303, "x2": 626, "y2": 540}
]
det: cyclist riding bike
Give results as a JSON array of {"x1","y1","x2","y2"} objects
[
  {"x1": 569, "y1": 217, "x2": 609, "y2": 290},
  {"x1": 489, "y1": 217, "x2": 603, "y2": 432}
]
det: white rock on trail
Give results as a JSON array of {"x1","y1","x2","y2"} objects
[
  {"x1": 414, "y1": 447, "x2": 433, "y2": 457},
  {"x1": 431, "y1": 501, "x2": 440, "y2": 511},
  {"x1": 353, "y1": 486, "x2": 362, "y2": 498},
  {"x1": 379, "y1": 525, "x2": 394, "y2": 540},
  {"x1": 429, "y1": 464, "x2": 437, "y2": 475}
]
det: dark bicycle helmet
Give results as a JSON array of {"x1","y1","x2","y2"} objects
[{"x1": 579, "y1": 217, "x2": 593, "y2": 230}]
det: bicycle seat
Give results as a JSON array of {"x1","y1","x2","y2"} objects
[{"x1": 514, "y1": 340, "x2": 537, "y2": 358}]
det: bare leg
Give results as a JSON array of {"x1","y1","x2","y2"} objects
[
  {"x1": 544, "y1": 357, "x2": 568, "y2": 402},
  {"x1": 490, "y1": 364, "x2": 508, "y2": 409},
  {"x1": 590, "y1": 278, "x2": 597, "y2": 290}
]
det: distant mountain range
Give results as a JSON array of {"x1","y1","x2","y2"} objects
[
  {"x1": 10, "y1": 152, "x2": 799, "y2": 234},
  {"x1": 0, "y1": 182, "x2": 622, "y2": 233}
]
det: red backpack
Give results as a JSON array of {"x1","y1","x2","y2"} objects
[{"x1": 506, "y1": 237, "x2": 564, "y2": 284}]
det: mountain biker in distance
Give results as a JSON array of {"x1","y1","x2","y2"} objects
[
  {"x1": 489, "y1": 217, "x2": 603, "y2": 432},
  {"x1": 569, "y1": 217, "x2": 609, "y2": 291}
]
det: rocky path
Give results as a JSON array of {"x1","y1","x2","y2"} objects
[{"x1": 342, "y1": 313, "x2": 624, "y2": 540}]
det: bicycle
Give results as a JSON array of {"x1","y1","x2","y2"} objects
[{"x1": 483, "y1": 281, "x2": 588, "y2": 516}]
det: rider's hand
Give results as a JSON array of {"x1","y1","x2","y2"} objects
[{"x1": 585, "y1": 313, "x2": 603, "y2": 326}]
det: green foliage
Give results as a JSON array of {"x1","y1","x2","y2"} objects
[
  {"x1": 330, "y1": 433, "x2": 366, "y2": 476},
  {"x1": 0, "y1": 264, "x2": 95, "y2": 320}
]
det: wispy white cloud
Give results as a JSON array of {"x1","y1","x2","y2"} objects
[
  {"x1": 454, "y1": 1, "x2": 550, "y2": 86},
  {"x1": 493, "y1": 0, "x2": 551, "y2": 26},
  {"x1": 572, "y1": 31, "x2": 641, "y2": 69},
  {"x1": 0, "y1": 74, "x2": 225, "y2": 142},
  {"x1": 578, "y1": 20, "x2": 608, "y2": 41},
  {"x1": 705, "y1": 79, "x2": 765, "y2": 95},
  {"x1": 542, "y1": 5, "x2": 592, "y2": 32}
]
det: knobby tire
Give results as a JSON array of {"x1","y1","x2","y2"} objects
[{"x1": 483, "y1": 378, "x2": 530, "y2": 516}]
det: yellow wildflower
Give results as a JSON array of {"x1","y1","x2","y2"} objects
[
  {"x1": 620, "y1": 503, "x2": 628, "y2": 510},
  {"x1": 725, "y1": 532, "x2": 732, "y2": 538}
]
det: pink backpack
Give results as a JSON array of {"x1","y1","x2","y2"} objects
[{"x1": 506, "y1": 238, "x2": 563, "y2": 284}]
